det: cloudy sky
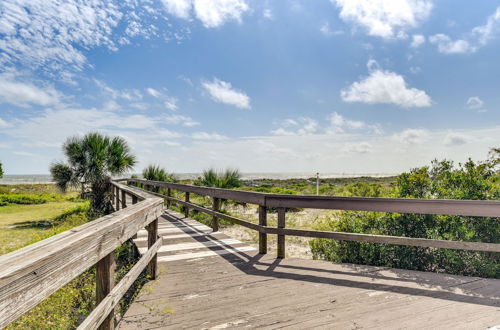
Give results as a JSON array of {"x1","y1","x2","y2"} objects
[{"x1": 1, "y1": 0, "x2": 500, "y2": 175}]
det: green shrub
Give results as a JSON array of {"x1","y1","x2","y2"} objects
[
  {"x1": 310, "y1": 156, "x2": 500, "y2": 278},
  {"x1": 0, "y1": 194, "x2": 47, "y2": 205}
]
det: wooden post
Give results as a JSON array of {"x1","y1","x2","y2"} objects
[
  {"x1": 121, "y1": 190, "x2": 126, "y2": 209},
  {"x1": 96, "y1": 252, "x2": 115, "y2": 330},
  {"x1": 258, "y1": 205, "x2": 267, "y2": 254},
  {"x1": 146, "y1": 218, "x2": 158, "y2": 279},
  {"x1": 277, "y1": 207, "x2": 286, "y2": 258},
  {"x1": 212, "y1": 197, "x2": 220, "y2": 232},
  {"x1": 115, "y1": 186, "x2": 120, "y2": 211},
  {"x1": 131, "y1": 195, "x2": 138, "y2": 239},
  {"x1": 184, "y1": 192, "x2": 190, "y2": 218},
  {"x1": 166, "y1": 188, "x2": 171, "y2": 208}
]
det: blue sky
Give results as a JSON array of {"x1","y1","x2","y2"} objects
[{"x1": 1, "y1": 0, "x2": 500, "y2": 174}]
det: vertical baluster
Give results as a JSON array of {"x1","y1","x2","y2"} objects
[
  {"x1": 259, "y1": 205, "x2": 267, "y2": 254},
  {"x1": 184, "y1": 192, "x2": 190, "y2": 218},
  {"x1": 212, "y1": 197, "x2": 220, "y2": 232},
  {"x1": 115, "y1": 186, "x2": 120, "y2": 211},
  {"x1": 121, "y1": 190, "x2": 126, "y2": 209},
  {"x1": 96, "y1": 252, "x2": 115, "y2": 329},
  {"x1": 146, "y1": 218, "x2": 158, "y2": 279},
  {"x1": 166, "y1": 188, "x2": 172, "y2": 208},
  {"x1": 277, "y1": 207, "x2": 286, "y2": 258}
]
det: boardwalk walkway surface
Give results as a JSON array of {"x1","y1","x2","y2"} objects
[{"x1": 119, "y1": 210, "x2": 500, "y2": 330}]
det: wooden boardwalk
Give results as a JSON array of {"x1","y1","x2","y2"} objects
[{"x1": 119, "y1": 210, "x2": 500, "y2": 329}]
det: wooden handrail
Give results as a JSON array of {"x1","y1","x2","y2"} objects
[
  {"x1": 0, "y1": 181, "x2": 163, "y2": 329},
  {"x1": 128, "y1": 179, "x2": 500, "y2": 258}
]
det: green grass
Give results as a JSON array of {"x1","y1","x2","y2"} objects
[
  {"x1": 0, "y1": 201, "x2": 87, "y2": 255},
  {"x1": 1, "y1": 184, "x2": 151, "y2": 329}
]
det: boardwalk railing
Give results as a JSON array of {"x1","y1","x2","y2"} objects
[
  {"x1": 127, "y1": 178, "x2": 500, "y2": 258},
  {"x1": 0, "y1": 181, "x2": 163, "y2": 330}
]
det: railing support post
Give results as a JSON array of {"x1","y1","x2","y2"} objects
[
  {"x1": 184, "y1": 192, "x2": 190, "y2": 218},
  {"x1": 166, "y1": 188, "x2": 171, "y2": 208},
  {"x1": 146, "y1": 218, "x2": 158, "y2": 279},
  {"x1": 115, "y1": 186, "x2": 120, "y2": 211},
  {"x1": 258, "y1": 205, "x2": 267, "y2": 254},
  {"x1": 96, "y1": 252, "x2": 116, "y2": 330},
  {"x1": 121, "y1": 190, "x2": 126, "y2": 209},
  {"x1": 212, "y1": 197, "x2": 220, "y2": 232},
  {"x1": 131, "y1": 195, "x2": 139, "y2": 239},
  {"x1": 277, "y1": 207, "x2": 286, "y2": 258}
]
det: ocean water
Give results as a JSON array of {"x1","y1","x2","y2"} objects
[{"x1": 0, "y1": 172, "x2": 397, "y2": 185}]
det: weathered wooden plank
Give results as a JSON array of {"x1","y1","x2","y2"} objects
[
  {"x1": 184, "y1": 192, "x2": 190, "y2": 218},
  {"x1": 277, "y1": 208, "x2": 286, "y2": 259},
  {"x1": 265, "y1": 195, "x2": 500, "y2": 217},
  {"x1": 146, "y1": 219, "x2": 158, "y2": 279},
  {"x1": 0, "y1": 191, "x2": 163, "y2": 328},
  {"x1": 78, "y1": 237, "x2": 162, "y2": 330},
  {"x1": 264, "y1": 227, "x2": 500, "y2": 252},
  {"x1": 212, "y1": 197, "x2": 220, "y2": 232},
  {"x1": 258, "y1": 206, "x2": 267, "y2": 254},
  {"x1": 96, "y1": 252, "x2": 116, "y2": 330},
  {"x1": 121, "y1": 190, "x2": 127, "y2": 209},
  {"x1": 165, "y1": 197, "x2": 262, "y2": 232},
  {"x1": 115, "y1": 185, "x2": 120, "y2": 211},
  {"x1": 127, "y1": 179, "x2": 266, "y2": 205},
  {"x1": 159, "y1": 195, "x2": 500, "y2": 253},
  {"x1": 127, "y1": 179, "x2": 500, "y2": 217}
]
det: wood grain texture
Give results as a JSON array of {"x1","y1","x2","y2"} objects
[
  {"x1": 0, "y1": 181, "x2": 163, "y2": 328},
  {"x1": 96, "y1": 252, "x2": 116, "y2": 330},
  {"x1": 277, "y1": 208, "x2": 286, "y2": 259},
  {"x1": 78, "y1": 237, "x2": 162, "y2": 330},
  {"x1": 258, "y1": 205, "x2": 267, "y2": 254},
  {"x1": 144, "y1": 190, "x2": 500, "y2": 253},
  {"x1": 127, "y1": 179, "x2": 500, "y2": 217},
  {"x1": 146, "y1": 219, "x2": 158, "y2": 279},
  {"x1": 212, "y1": 197, "x2": 220, "y2": 232}
]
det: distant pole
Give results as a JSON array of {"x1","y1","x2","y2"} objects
[{"x1": 316, "y1": 172, "x2": 319, "y2": 195}]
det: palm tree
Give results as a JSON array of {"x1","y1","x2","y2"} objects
[
  {"x1": 50, "y1": 132, "x2": 136, "y2": 215},
  {"x1": 142, "y1": 165, "x2": 176, "y2": 182},
  {"x1": 196, "y1": 168, "x2": 241, "y2": 188},
  {"x1": 142, "y1": 165, "x2": 176, "y2": 192}
]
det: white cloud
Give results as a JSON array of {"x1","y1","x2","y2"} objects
[
  {"x1": 444, "y1": 132, "x2": 472, "y2": 146},
  {"x1": 0, "y1": 118, "x2": 11, "y2": 128},
  {"x1": 191, "y1": 132, "x2": 228, "y2": 140},
  {"x1": 146, "y1": 87, "x2": 178, "y2": 110},
  {"x1": 0, "y1": 0, "x2": 121, "y2": 72},
  {"x1": 320, "y1": 22, "x2": 343, "y2": 36},
  {"x1": 164, "y1": 114, "x2": 199, "y2": 127},
  {"x1": 343, "y1": 142, "x2": 372, "y2": 154},
  {"x1": 466, "y1": 96, "x2": 484, "y2": 110},
  {"x1": 429, "y1": 7, "x2": 500, "y2": 54},
  {"x1": 271, "y1": 117, "x2": 318, "y2": 136},
  {"x1": 263, "y1": 9, "x2": 273, "y2": 20},
  {"x1": 341, "y1": 61, "x2": 432, "y2": 108},
  {"x1": 428, "y1": 34, "x2": 472, "y2": 54},
  {"x1": 202, "y1": 78, "x2": 250, "y2": 109},
  {"x1": 0, "y1": 73, "x2": 62, "y2": 108},
  {"x1": 161, "y1": 0, "x2": 249, "y2": 28},
  {"x1": 332, "y1": 0, "x2": 432, "y2": 39},
  {"x1": 394, "y1": 128, "x2": 428, "y2": 144},
  {"x1": 194, "y1": 0, "x2": 249, "y2": 28},
  {"x1": 161, "y1": 0, "x2": 192, "y2": 19},
  {"x1": 146, "y1": 88, "x2": 163, "y2": 98},
  {"x1": 410, "y1": 34, "x2": 425, "y2": 47},
  {"x1": 328, "y1": 112, "x2": 366, "y2": 132},
  {"x1": 0, "y1": 0, "x2": 190, "y2": 76}
]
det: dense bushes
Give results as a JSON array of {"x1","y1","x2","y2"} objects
[{"x1": 310, "y1": 156, "x2": 500, "y2": 278}]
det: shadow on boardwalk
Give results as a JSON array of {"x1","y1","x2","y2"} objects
[{"x1": 119, "y1": 211, "x2": 500, "y2": 329}]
